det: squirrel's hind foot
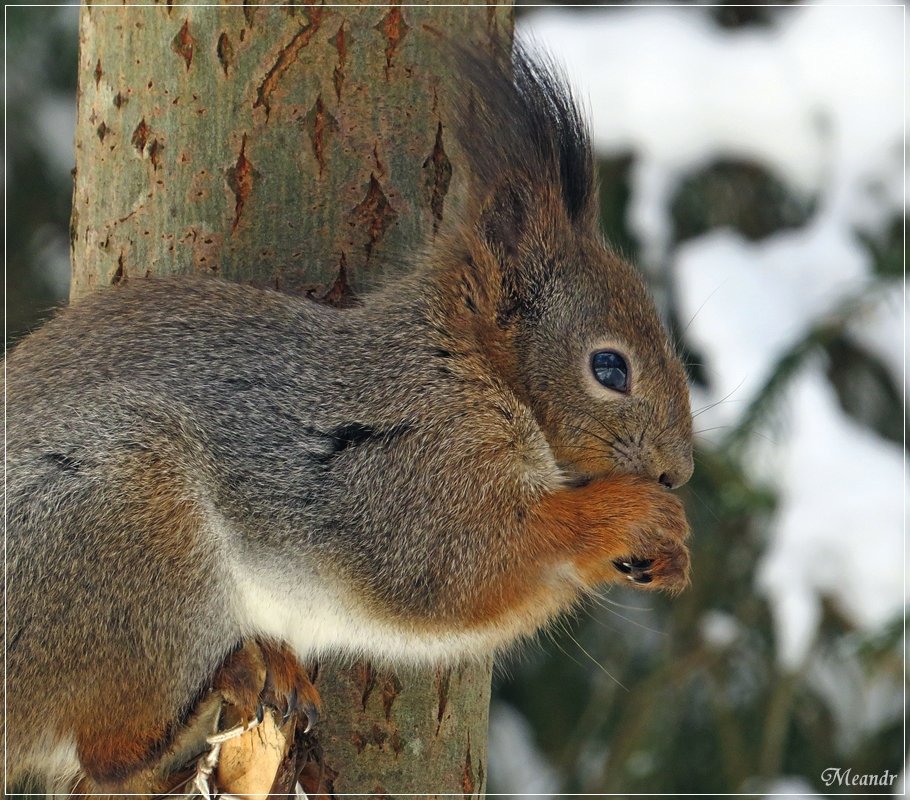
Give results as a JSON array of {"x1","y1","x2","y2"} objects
[
  {"x1": 176, "y1": 638, "x2": 320, "y2": 800},
  {"x1": 209, "y1": 637, "x2": 320, "y2": 732}
]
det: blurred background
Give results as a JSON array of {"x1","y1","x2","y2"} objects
[{"x1": 5, "y1": 0, "x2": 906, "y2": 795}]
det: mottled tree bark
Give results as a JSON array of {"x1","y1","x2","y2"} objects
[{"x1": 71, "y1": 1, "x2": 510, "y2": 795}]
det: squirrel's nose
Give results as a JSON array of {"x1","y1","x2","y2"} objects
[{"x1": 654, "y1": 453, "x2": 694, "y2": 490}]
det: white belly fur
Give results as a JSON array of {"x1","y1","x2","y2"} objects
[{"x1": 232, "y1": 568, "x2": 513, "y2": 666}]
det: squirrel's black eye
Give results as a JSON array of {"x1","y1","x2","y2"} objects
[{"x1": 591, "y1": 350, "x2": 630, "y2": 392}]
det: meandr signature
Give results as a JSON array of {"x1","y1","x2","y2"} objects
[{"x1": 821, "y1": 767, "x2": 899, "y2": 789}]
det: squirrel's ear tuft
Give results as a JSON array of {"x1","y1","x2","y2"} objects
[{"x1": 451, "y1": 40, "x2": 597, "y2": 228}]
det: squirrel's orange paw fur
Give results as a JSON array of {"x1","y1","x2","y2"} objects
[
  {"x1": 588, "y1": 475, "x2": 690, "y2": 592},
  {"x1": 534, "y1": 473, "x2": 691, "y2": 594},
  {"x1": 603, "y1": 478, "x2": 690, "y2": 592}
]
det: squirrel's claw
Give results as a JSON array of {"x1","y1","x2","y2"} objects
[
  {"x1": 207, "y1": 637, "x2": 321, "y2": 750},
  {"x1": 282, "y1": 688, "x2": 298, "y2": 723},
  {"x1": 301, "y1": 698, "x2": 320, "y2": 733},
  {"x1": 612, "y1": 557, "x2": 654, "y2": 584},
  {"x1": 280, "y1": 686, "x2": 319, "y2": 732}
]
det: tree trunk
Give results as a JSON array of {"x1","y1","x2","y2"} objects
[{"x1": 71, "y1": 1, "x2": 511, "y2": 795}]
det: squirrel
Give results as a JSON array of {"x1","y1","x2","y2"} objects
[{"x1": 4, "y1": 44, "x2": 693, "y2": 795}]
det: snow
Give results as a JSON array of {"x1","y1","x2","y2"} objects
[
  {"x1": 520, "y1": 1, "x2": 906, "y2": 670},
  {"x1": 847, "y1": 281, "x2": 907, "y2": 393},
  {"x1": 487, "y1": 701, "x2": 560, "y2": 797},
  {"x1": 675, "y1": 218, "x2": 871, "y2": 438},
  {"x1": 699, "y1": 609, "x2": 740, "y2": 650},
  {"x1": 756, "y1": 365, "x2": 906, "y2": 669},
  {"x1": 807, "y1": 639, "x2": 903, "y2": 754},
  {"x1": 522, "y1": 3, "x2": 904, "y2": 258},
  {"x1": 522, "y1": 8, "x2": 825, "y2": 190}
]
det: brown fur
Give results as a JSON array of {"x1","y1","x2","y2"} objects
[
  {"x1": 68, "y1": 458, "x2": 208, "y2": 785},
  {"x1": 4, "y1": 45, "x2": 693, "y2": 793}
]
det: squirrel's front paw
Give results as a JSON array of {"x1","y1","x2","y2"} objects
[
  {"x1": 611, "y1": 536, "x2": 690, "y2": 593},
  {"x1": 557, "y1": 474, "x2": 691, "y2": 593},
  {"x1": 607, "y1": 479, "x2": 690, "y2": 593}
]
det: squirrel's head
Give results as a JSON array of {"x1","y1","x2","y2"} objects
[{"x1": 451, "y1": 43, "x2": 693, "y2": 488}]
